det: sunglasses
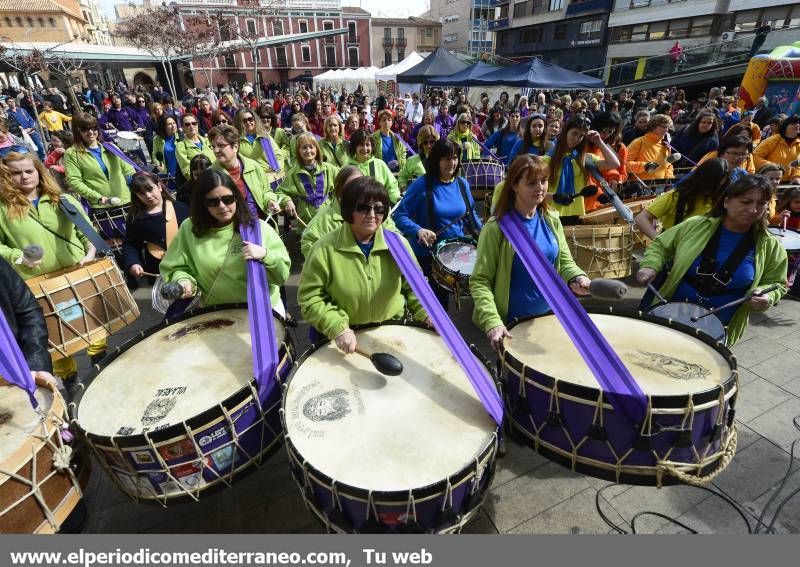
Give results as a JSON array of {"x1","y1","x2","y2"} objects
[
  {"x1": 355, "y1": 203, "x2": 386, "y2": 215},
  {"x1": 80, "y1": 126, "x2": 99, "y2": 132},
  {"x1": 260, "y1": 116, "x2": 272, "y2": 120},
  {"x1": 183, "y1": 121, "x2": 198, "y2": 126},
  {"x1": 244, "y1": 116, "x2": 255, "y2": 122},
  {"x1": 459, "y1": 120, "x2": 471, "y2": 125},
  {"x1": 529, "y1": 113, "x2": 547, "y2": 121},
  {"x1": 205, "y1": 194, "x2": 236, "y2": 207},
  {"x1": 217, "y1": 118, "x2": 229, "y2": 123}
]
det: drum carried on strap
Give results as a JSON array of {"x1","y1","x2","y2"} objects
[
  {"x1": 462, "y1": 160, "x2": 504, "y2": 201},
  {"x1": 563, "y1": 224, "x2": 633, "y2": 279},
  {"x1": 113, "y1": 131, "x2": 142, "y2": 153},
  {"x1": 768, "y1": 226, "x2": 800, "y2": 252},
  {"x1": 26, "y1": 257, "x2": 139, "y2": 360},
  {"x1": 500, "y1": 309, "x2": 738, "y2": 486},
  {"x1": 431, "y1": 237, "x2": 478, "y2": 311},
  {"x1": 89, "y1": 205, "x2": 130, "y2": 254},
  {"x1": 71, "y1": 306, "x2": 294, "y2": 505},
  {"x1": 282, "y1": 322, "x2": 499, "y2": 533},
  {"x1": 1, "y1": 384, "x2": 90, "y2": 533}
]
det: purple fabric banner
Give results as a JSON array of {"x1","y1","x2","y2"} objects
[
  {"x1": 299, "y1": 171, "x2": 327, "y2": 208},
  {"x1": 0, "y1": 309, "x2": 38, "y2": 408},
  {"x1": 101, "y1": 141, "x2": 144, "y2": 172},
  {"x1": 259, "y1": 137, "x2": 282, "y2": 173},
  {"x1": 396, "y1": 134, "x2": 417, "y2": 157},
  {"x1": 383, "y1": 230, "x2": 503, "y2": 426},
  {"x1": 498, "y1": 213, "x2": 647, "y2": 426},
  {"x1": 473, "y1": 136, "x2": 503, "y2": 164},
  {"x1": 239, "y1": 220, "x2": 280, "y2": 402}
]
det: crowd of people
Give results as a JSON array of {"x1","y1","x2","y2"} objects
[{"x1": 1, "y1": 76, "x2": 797, "y2": 398}]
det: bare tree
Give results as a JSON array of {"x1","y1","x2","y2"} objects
[
  {"x1": 235, "y1": 0, "x2": 280, "y2": 103},
  {"x1": 186, "y1": 11, "x2": 236, "y2": 90}
]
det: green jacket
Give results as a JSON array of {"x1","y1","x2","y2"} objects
[
  {"x1": 175, "y1": 136, "x2": 214, "y2": 179},
  {"x1": 269, "y1": 127, "x2": 290, "y2": 154},
  {"x1": 319, "y1": 138, "x2": 349, "y2": 167},
  {"x1": 371, "y1": 130, "x2": 407, "y2": 170},
  {"x1": 300, "y1": 198, "x2": 398, "y2": 258},
  {"x1": 398, "y1": 153, "x2": 426, "y2": 190},
  {"x1": 640, "y1": 215, "x2": 787, "y2": 347},
  {"x1": 159, "y1": 218, "x2": 290, "y2": 308},
  {"x1": 211, "y1": 155, "x2": 285, "y2": 209},
  {"x1": 0, "y1": 194, "x2": 92, "y2": 279},
  {"x1": 64, "y1": 145, "x2": 135, "y2": 207},
  {"x1": 447, "y1": 131, "x2": 482, "y2": 160},
  {"x1": 299, "y1": 223, "x2": 427, "y2": 339},
  {"x1": 238, "y1": 134, "x2": 285, "y2": 177},
  {"x1": 347, "y1": 156, "x2": 400, "y2": 204},
  {"x1": 277, "y1": 161, "x2": 339, "y2": 227},
  {"x1": 470, "y1": 210, "x2": 586, "y2": 333}
]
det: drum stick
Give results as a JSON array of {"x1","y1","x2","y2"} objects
[
  {"x1": 783, "y1": 215, "x2": 788, "y2": 234},
  {"x1": 353, "y1": 346, "x2": 403, "y2": 376},
  {"x1": 690, "y1": 284, "x2": 781, "y2": 322},
  {"x1": 647, "y1": 283, "x2": 668, "y2": 306},
  {"x1": 664, "y1": 140, "x2": 697, "y2": 166},
  {"x1": 140, "y1": 271, "x2": 160, "y2": 278},
  {"x1": 434, "y1": 213, "x2": 468, "y2": 237},
  {"x1": 294, "y1": 215, "x2": 308, "y2": 229}
]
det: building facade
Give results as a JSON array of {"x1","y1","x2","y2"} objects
[
  {"x1": 79, "y1": 0, "x2": 113, "y2": 45},
  {"x1": 605, "y1": 0, "x2": 800, "y2": 84},
  {"x1": 424, "y1": 0, "x2": 494, "y2": 57},
  {"x1": 371, "y1": 17, "x2": 442, "y2": 67},
  {"x1": 0, "y1": 0, "x2": 89, "y2": 43},
  {"x1": 172, "y1": 0, "x2": 372, "y2": 88},
  {"x1": 492, "y1": 0, "x2": 612, "y2": 76}
]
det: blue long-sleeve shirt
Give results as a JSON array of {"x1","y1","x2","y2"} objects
[
  {"x1": 485, "y1": 130, "x2": 522, "y2": 166},
  {"x1": 7, "y1": 107, "x2": 35, "y2": 130},
  {"x1": 392, "y1": 175, "x2": 483, "y2": 258}
]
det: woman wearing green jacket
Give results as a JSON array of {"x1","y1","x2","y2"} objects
[
  {"x1": 398, "y1": 124, "x2": 438, "y2": 192},
  {"x1": 65, "y1": 112, "x2": 136, "y2": 208},
  {"x1": 637, "y1": 175, "x2": 787, "y2": 347},
  {"x1": 471, "y1": 154, "x2": 589, "y2": 351},
  {"x1": 298, "y1": 176, "x2": 427, "y2": 353},
  {"x1": 0, "y1": 151, "x2": 101, "y2": 380},
  {"x1": 447, "y1": 114, "x2": 482, "y2": 161},
  {"x1": 175, "y1": 113, "x2": 215, "y2": 180},
  {"x1": 256, "y1": 104, "x2": 290, "y2": 157},
  {"x1": 370, "y1": 109, "x2": 407, "y2": 173},
  {"x1": 234, "y1": 108, "x2": 285, "y2": 191},
  {"x1": 319, "y1": 115, "x2": 348, "y2": 167},
  {"x1": 277, "y1": 133, "x2": 339, "y2": 229},
  {"x1": 159, "y1": 168, "x2": 290, "y2": 314},
  {"x1": 151, "y1": 115, "x2": 180, "y2": 190},
  {"x1": 346, "y1": 129, "x2": 400, "y2": 204}
]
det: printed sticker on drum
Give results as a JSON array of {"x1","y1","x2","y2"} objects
[
  {"x1": 55, "y1": 299, "x2": 84, "y2": 322},
  {"x1": 141, "y1": 386, "x2": 188, "y2": 427},
  {"x1": 170, "y1": 461, "x2": 203, "y2": 489},
  {"x1": 209, "y1": 445, "x2": 238, "y2": 472},
  {"x1": 196, "y1": 424, "x2": 233, "y2": 452},
  {"x1": 157, "y1": 438, "x2": 196, "y2": 464},
  {"x1": 288, "y1": 381, "x2": 364, "y2": 440},
  {"x1": 129, "y1": 449, "x2": 157, "y2": 467}
]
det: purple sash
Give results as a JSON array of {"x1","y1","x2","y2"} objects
[
  {"x1": 498, "y1": 213, "x2": 647, "y2": 426},
  {"x1": 299, "y1": 171, "x2": 327, "y2": 208},
  {"x1": 101, "y1": 141, "x2": 144, "y2": 172},
  {"x1": 259, "y1": 137, "x2": 281, "y2": 172},
  {"x1": 396, "y1": 133, "x2": 417, "y2": 157},
  {"x1": 239, "y1": 220, "x2": 280, "y2": 402},
  {"x1": 473, "y1": 137, "x2": 503, "y2": 163},
  {"x1": 383, "y1": 230, "x2": 503, "y2": 426},
  {"x1": 0, "y1": 309, "x2": 38, "y2": 408}
]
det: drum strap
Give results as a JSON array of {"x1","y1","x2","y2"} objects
[
  {"x1": 688, "y1": 225, "x2": 755, "y2": 296},
  {"x1": 57, "y1": 199, "x2": 113, "y2": 256},
  {"x1": 0, "y1": 310, "x2": 38, "y2": 409},
  {"x1": 100, "y1": 141, "x2": 144, "y2": 172},
  {"x1": 424, "y1": 178, "x2": 479, "y2": 239},
  {"x1": 145, "y1": 201, "x2": 178, "y2": 260}
]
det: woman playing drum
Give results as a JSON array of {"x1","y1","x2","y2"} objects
[
  {"x1": 276, "y1": 133, "x2": 339, "y2": 229},
  {"x1": 588, "y1": 112, "x2": 628, "y2": 192},
  {"x1": 471, "y1": 155, "x2": 589, "y2": 351},
  {"x1": 696, "y1": 130, "x2": 755, "y2": 177},
  {"x1": 159, "y1": 169, "x2": 290, "y2": 315},
  {"x1": 510, "y1": 113, "x2": 554, "y2": 160},
  {"x1": 256, "y1": 104, "x2": 290, "y2": 156},
  {"x1": 484, "y1": 110, "x2": 522, "y2": 167},
  {"x1": 393, "y1": 138, "x2": 483, "y2": 309},
  {"x1": 398, "y1": 125, "x2": 438, "y2": 192},
  {"x1": 771, "y1": 185, "x2": 800, "y2": 297},
  {"x1": 637, "y1": 175, "x2": 787, "y2": 346},
  {"x1": 0, "y1": 152, "x2": 99, "y2": 380},
  {"x1": 318, "y1": 115, "x2": 348, "y2": 167},
  {"x1": 175, "y1": 113, "x2": 214, "y2": 182},
  {"x1": 123, "y1": 171, "x2": 189, "y2": 282},
  {"x1": 65, "y1": 113, "x2": 135, "y2": 209},
  {"x1": 346, "y1": 129, "x2": 400, "y2": 204},
  {"x1": 233, "y1": 108, "x2": 284, "y2": 188},
  {"x1": 150, "y1": 115, "x2": 180, "y2": 190},
  {"x1": 370, "y1": 110, "x2": 407, "y2": 174},
  {"x1": 298, "y1": 176, "x2": 428, "y2": 354},
  {"x1": 635, "y1": 158, "x2": 731, "y2": 240},
  {"x1": 626, "y1": 114, "x2": 675, "y2": 183}
]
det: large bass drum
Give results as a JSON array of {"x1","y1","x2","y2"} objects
[
  {"x1": 500, "y1": 308, "x2": 738, "y2": 486},
  {"x1": 282, "y1": 322, "x2": 499, "y2": 533}
]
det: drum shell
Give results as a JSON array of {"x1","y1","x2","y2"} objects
[
  {"x1": 768, "y1": 227, "x2": 800, "y2": 252},
  {"x1": 563, "y1": 224, "x2": 632, "y2": 279},
  {"x1": 114, "y1": 132, "x2": 141, "y2": 152},
  {"x1": 500, "y1": 309, "x2": 738, "y2": 485},
  {"x1": 25, "y1": 257, "x2": 139, "y2": 360},
  {"x1": 431, "y1": 237, "x2": 477, "y2": 298},
  {"x1": 70, "y1": 305, "x2": 294, "y2": 505},
  {"x1": 0, "y1": 385, "x2": 90, "y2": 533},
  {"x1": 462, "y1": 160, "x2": 504, "y2": 201},
  {"x1": 281, "y1": 321, "x2": 499, "y2": 533},
  {"x1": 89, "y1": 205, "x2": 129, "y2": 252}
]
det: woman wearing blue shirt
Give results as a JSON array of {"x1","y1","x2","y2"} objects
[
  {"x1": 151, "y1": 115, "x2": 179, "y2": 191},
  {"x1": 510, "y1": 113, "x2": 554, "y2": 160},
  {"x1": 392, "y1": 138, "x2": 483, "y2": 308},
  {"x1": 484, "y1": 110, "x2": 522, "y2": 166}
]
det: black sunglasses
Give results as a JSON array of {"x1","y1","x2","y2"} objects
[
  {"x1": 205, "y1": 194, "x2": 236, "y2": 207},
  {"x1": 355, "y1": 203, "x2": 386, "y2": 215}
]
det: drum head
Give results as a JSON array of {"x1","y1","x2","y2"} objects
[
  {"x1": 649, "y1": 302, "x2": 726, "y2": 343},
  {"x1": 768, "y1": 227, "x2": 800, "y2": 251},
  {"x1": 437, "y1": 239, "x2": 477, "y2": 275},
  {"x1": 283, "y1": 325, "x2": 496, "y2": 492},
  {"x1": 0, "y1": 385, "x2": 53, "y2": 464},
  {"x1": 77, "y1": 309, "x2": 285, "y2": 436},
  {"x1": 115, "y1": 131, "x2": 139, "y2": 140},
  {"x1": 504, "y1": 314, "x2": 730, "y2": 396}
]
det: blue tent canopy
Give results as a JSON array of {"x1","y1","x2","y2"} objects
[
  {"x1": 469, "y1": 58, "x2": 604, "y2": 89},
  {"x1": 427, "y1": 61, "x2": 499, "y2": 86},
  {"x1": 396, "y1": 46, "x2": 469, "y2": 84}
]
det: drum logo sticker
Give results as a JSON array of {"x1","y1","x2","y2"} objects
[
  {"x1": 303, "y1": 389, "x2": 351, "y2": 422},
  {"x1": 55, "y1": 299, "x2": 84, "y2": 322},
  {"x1": 627, "y1": 350, "x2": 711, "y2": 381},
  {"x1": 141, "y1": 396, "x2": 178, "y2": 426},
  {"x1": 157, "y1": 438, "x2": 196, "y2": 463}
]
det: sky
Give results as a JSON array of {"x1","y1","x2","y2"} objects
[{"x1": 95, "y1": 0, "x2": 431, "y2": 21}]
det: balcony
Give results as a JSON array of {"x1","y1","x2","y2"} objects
[
  {"x1": 396, "y1": 37, "x2": 407, "y2": 48},
  {"x1": 382, "y1": 37, "x2": 394, "y2": 48},
  {"x1": 565, "y1": 0, "x2": 613, "y2": 17},
  {"x1": 488, "y1": 18, "x2": 508, "y2": 31}
]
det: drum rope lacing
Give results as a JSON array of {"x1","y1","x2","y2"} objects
[
  {"x1": 567, "y1": 227, "x2": 633, "y2": 275},
  {"x1": 0, "y1": 403, "x2": 81, "y2": 530}
]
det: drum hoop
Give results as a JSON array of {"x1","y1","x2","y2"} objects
[
  {"x1": 0, "y1": 385, "x2": 66, "y2": 470},
  {"x1": 501, "y1": 307, "x2": 738, "y2": 409},
  {"x1": 281, "y1": 319, "x2": 500, "y2": 501},
  {"x1": 69, "y1": 303, "x2": 291, "y2": 445},
  {"x1": 434, "y1": 237, "x2": 478, "y2": 278},
  {"x1": 648, "y1": 301, "x2": 727, "y2": 342}
]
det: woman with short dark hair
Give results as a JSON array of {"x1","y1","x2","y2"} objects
[{"x1": 346, "y1": 128, "x2": 399, "y2": 203}]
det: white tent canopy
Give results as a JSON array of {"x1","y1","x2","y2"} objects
[
  {"x1": 375, "y1": 52, "x2": 425, "y2": 83},
  {"x1": 313, "y1": 66, "x2": 379, "y2": 96}
]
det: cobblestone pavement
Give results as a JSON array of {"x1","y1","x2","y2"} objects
[{"x1": 70, "y1": 234, "x2": 800, "y2": 534}]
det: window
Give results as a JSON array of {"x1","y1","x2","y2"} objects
[
  {"x1": 301, "y1": 44, "x2": 311, "y2": 62},
  {"x1": 578, "y1": 19, "x2": 602, "y2": 37},
  {"x1": 690, "y1": 15, "x2": 713, "y2": 37},
  {"x1": 325, "y1": 45, "x2": 336, "y2": 67},
  {"x1": 246, "y1": 19, "x2": 257, "y2": 35},
  {"x1": 385, "y1": 51, "x2": 392, "y2": 66},
  {"x1": 4, "y1": 17, "x2": 11, "y2": 27},
  {"x1": 630, "y1": 23, "x2": 648, "y2": 41},
  {"x1": 397, "y1": 28, "x2": 404, "y2": 39},
  {"x1": 276, "y1": 46, "x2": 288, "y2": 66},
  {"x1": 348, "y1": 21, "x2": 357, "y2": 42},
  {"x1": 224, "y1": 54, "x2": 235, "y2": 67},
  {"x1": 348, "y1": 47, "x2": 359, "y2": 67},
  {"x1": 443, "y1": 32, "x2": 458, "y2": 43},
  {"x1": 397, "y1": 50, "x2": 404, "y2": 60},
  {"x1": 299, "y1": 21, "x2": 308, "y2": 34},
  {"x1": 647, "y1": 21, "x2": 667, "y2": 40},
  {"x1": 15, "y1": 17, "x2": 22, "y2": 26},
  {"x1": 762, "y1": 6, "x2": 792, "y2": 29},
  {"x1": 384, "y1": 27, "x2": 392, "y2": 38},
  {"x1": 323, "y1": 21, "x2": 333, "y2": 31},
  {"x1": 549, "y1": 0, "x2": 564, "y2": 11},
  {"x1": 26, "y1": 17, "x2": 34, "y2": 26},
  {"x1": 520, "y1": 28, "x2": 543, "y2": 43},
  {"x1": 49, "y1": 17, "x2": 55, "y2": 27},
  {"x1": 514, "y1": 2, "x2": 527, "y2": 18},
  {"x1": 443, "y1": 15, "x2": 459, "y2": 23},
  {"x1": 273, "y1": 20, "x2": 283, "y2": 35},
  {"x1": 426, "y1": 28, "x2": 433, "y2": 38},
  {"x1": 37, "y1": 17, "x2": 44, "y2": 27},
  {"x1": 553, "y1": 23, "x2": 566, "y2": 40},
  {"x1": 667, "y1": 18, "x2": 689, "y2": 38}
]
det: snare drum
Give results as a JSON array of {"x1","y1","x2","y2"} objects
[
  {"x1": 768, "y1": 227, "x2": 800, "y2": 252},
  {"x1": 26, "y1": 257, "x2": 139, "y2": 360},
  {"x1": 431, "y1": 237, "x2": 477, "y2": 310},
  {"x1": 462, "y1": 160, "x2": 504, "y2": 200},
  {"x1": 1, "y1": 384, "x2": 90, "y2": 533},
  {"x1": 72, "y1": 306, "x2": 293, "y2": 504},
  {"x1": 563, "y1": 224, "x2": 633, "y2": 279},
  {"x1": 114, "y1": 131, "x2": 142, "y2": 153},
  {"x1": 89, "y1": 205, "x2": 129, "y2": 253},
  {"x1": 648, "y1": 301, "x2": 727, "y2": 343},
  {"x1": 500, "y1": 309, "x2": 738, "y2": 485},
  {"x1": 282, "y1": 322, "x2": 499, "y2": 533}
]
